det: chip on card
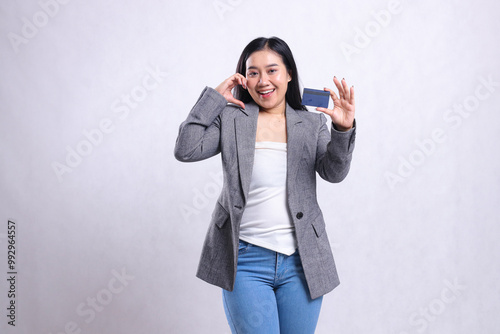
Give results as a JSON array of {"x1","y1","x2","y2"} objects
[{"x1": 302, "y1": 88, "x2": 330, "y2": 108}]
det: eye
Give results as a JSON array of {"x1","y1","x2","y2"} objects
[
  {"x1": 247, "y1": 71, "x2": 257, "y2": 77},
  {"x1": 268, "y1": 69, "x2": 277, "y2": 74}
]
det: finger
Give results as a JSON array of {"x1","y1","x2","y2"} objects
[
  {"x1": 227, "y1": 96, "x2": 245, "y2": 109},
  {"x1": 333, "y1": 77, "x2": 345, "y2": 99},
  {"x1": 324, "y1": 87, "x2": 340, "y2": 104},
  {"x1": 239, "y1": 75, "x2": 247, "y2": 89},
  {"x1": 234, "y1": 73, "x2": 246, "y2": 89},
  {"x1": 341, "y1": 78, "x2": 350, "y2": 101},
  {"x1": 231, "y1": 99, "x2": 245, "y2": 109},
  {"x1": 350, "y1": 86, "x2": 355, "y2": 106},
  {"x1": 224, "y1": 77, "x2": 235, "y2": 91},
  {"x1": 239, "y1": 73, "x2": 247, "y2": 89}
]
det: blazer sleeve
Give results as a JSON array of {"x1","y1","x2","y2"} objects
[
  {"x1": 174, "y1": 87, "x2": 228, "y2": 162},
  {"x1": 315, "y1": 113, "x2": 356, "y2": 183}
]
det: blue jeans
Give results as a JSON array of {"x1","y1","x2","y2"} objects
[{"x1": 222, "y1": 240, "x2": 323, "y2": 334}]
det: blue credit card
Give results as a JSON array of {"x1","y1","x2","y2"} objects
[{"x1": 302, "y1": 88, "x2": 330, "y2": 108}]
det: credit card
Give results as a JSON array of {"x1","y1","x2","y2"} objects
[{"x1": 302, "y1": 88, "x2": 330, "y2": 108}]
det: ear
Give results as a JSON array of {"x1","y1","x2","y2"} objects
[{"x1": 287, "y1": 71, "x2": 292, "y2": 82}]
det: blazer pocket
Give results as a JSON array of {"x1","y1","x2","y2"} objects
[
  {"x1": 311, "y1": 212, "x2": 326, "y2": 238},
  {"x1": 212, "y1": 202, "x2": 230, "y2": 229}
]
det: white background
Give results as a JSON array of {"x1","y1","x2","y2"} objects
[{"x1": 1, "y1": 0, "x2": 500, "y2": 333}]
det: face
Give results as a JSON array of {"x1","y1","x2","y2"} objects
[{"x1": 245, "y1": 49, "x2": 291, "y2": 112}]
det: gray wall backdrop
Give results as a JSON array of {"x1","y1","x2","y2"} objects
[{"x1": 1, "y1": 0, "x2": 499, "y2": 333}]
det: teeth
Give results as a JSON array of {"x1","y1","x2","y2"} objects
[{"x1": 260, "y1": 89, "x2": 274, "y2": 94}]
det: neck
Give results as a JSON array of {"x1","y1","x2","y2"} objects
[{"x1": 260, "y1": 101, "x2": 286, "y2": 116}]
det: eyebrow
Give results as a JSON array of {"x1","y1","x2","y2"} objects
[{"x1": 247, "y1": 63, "x2": 279, "y2": 70}]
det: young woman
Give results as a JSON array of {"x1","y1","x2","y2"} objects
[{"x1": 174, "y1": 36, "x2": 356, "y2": 333}]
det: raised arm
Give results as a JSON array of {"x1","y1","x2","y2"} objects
[
  {"x1": 315, "y1": 76, "x2": 356, "y2": 182},
  {"x1": 174, "y1": 87, "x2": 226, "y2": 162},
  {"x1": 315, "y1": 114, "x2": 356, "y2": 182},
  {"x1": 174, "y1": 74, "x2": 248, "y2": 162}
]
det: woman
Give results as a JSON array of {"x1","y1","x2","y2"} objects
[{"x1": 174, "y1": 36, "x2": 356, "y2": 333}]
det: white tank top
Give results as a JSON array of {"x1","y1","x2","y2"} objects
[{"x1": 239, "y1": 141, "x2": 297, "y2": 255}]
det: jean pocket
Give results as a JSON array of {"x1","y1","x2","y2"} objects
[{"x1": 238, "y1": 240, "x2": 252, "y2": 255}]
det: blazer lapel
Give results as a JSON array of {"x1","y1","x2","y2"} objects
[
  {"x1": 286, "y1": 104, "x2": 305, "y2": 186},
  {"x1": 235, "y1": 103, "x2": 258, "y2": 203}
]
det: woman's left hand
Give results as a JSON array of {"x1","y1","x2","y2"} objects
[{"x1": 316, "y1": 77, "x2": 355, "y2": 131}]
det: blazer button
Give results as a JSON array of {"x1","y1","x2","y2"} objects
[{"x1": 296, "y1": 212, "x2": 303, "y2": 219}]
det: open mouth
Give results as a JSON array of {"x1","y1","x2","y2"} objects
[{"x1": 258, "y1": 89, "x2": 275, "y2": 98}]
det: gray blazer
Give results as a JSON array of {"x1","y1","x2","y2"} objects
[{"x1": 174, "y1": 87, "x2": 356, "y2": 299}]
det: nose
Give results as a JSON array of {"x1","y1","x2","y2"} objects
[{"x1": 259, "y1": 73, "x2": 269, "y2": 85}]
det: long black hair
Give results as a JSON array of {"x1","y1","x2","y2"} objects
[{"x1": 234, "y1": 37, "x2": 307, "y2": 111}]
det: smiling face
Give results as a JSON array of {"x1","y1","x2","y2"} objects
[{"x1": 245, "y1": 48, "x2": 291, "y2": 113}]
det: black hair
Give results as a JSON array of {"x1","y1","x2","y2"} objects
[{"x1": 234, "y1": 36, "x2": 307, "y2": 111}]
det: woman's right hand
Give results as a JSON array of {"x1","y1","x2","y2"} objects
[{"x1": 215, "y1": 73, "x2": 247, "y2": 109}]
